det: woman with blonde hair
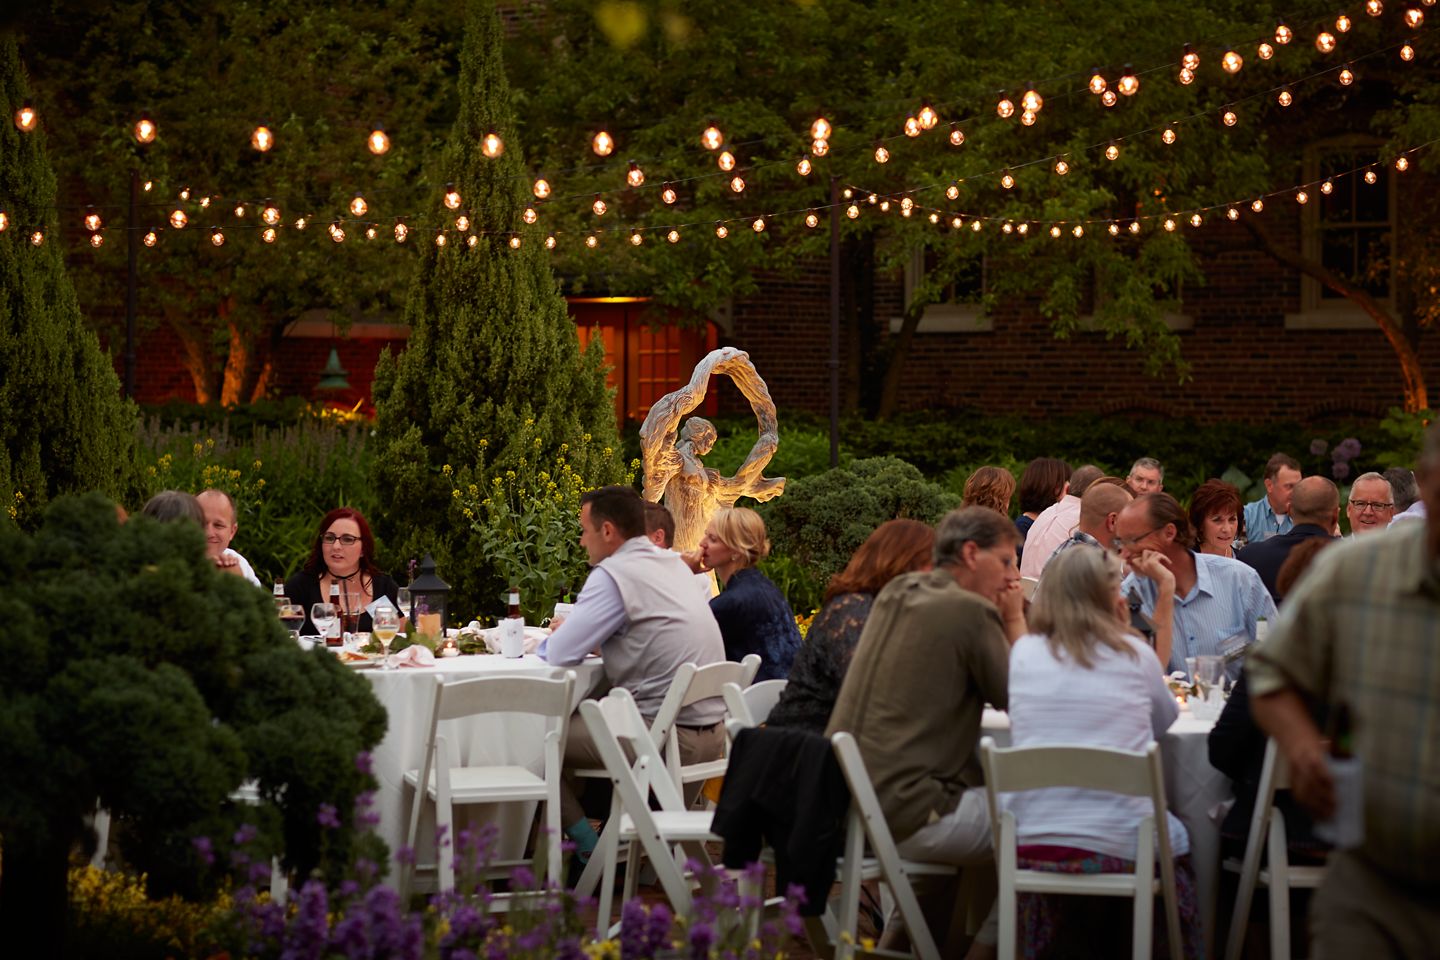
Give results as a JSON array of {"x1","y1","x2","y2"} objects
[
  {"x1": 1005, "y1": 546, "x2": 1202, "y2": 959},
  {"x1": 686, "y1": 506, "x2": 801, "y2": 681}
]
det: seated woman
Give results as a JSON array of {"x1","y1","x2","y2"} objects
[
  {"x1": 1007, "y1": 547, "x2": 1202, "y2": 960},
  {"x1": 285, "y1": 508, "x2": 399, "y2": 636},
  {"x1": 767, "y1": 518, "x2": 935, "y2": 733},
  {"x1": 1014, "y1": 458, "x2": 1068, "y2": 565},
  {"x1": 1188, "y1": 478, "x2": 1246, "y2": 558},
  {"x1": 963, "y1": 466, "x2": 1016, "y2": 516},
  {"x1": 688, "y1": 507, "x2": 801, "y2": 682}
]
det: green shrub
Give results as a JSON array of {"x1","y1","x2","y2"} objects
[{"x1": 759, "y1": 457, "x2": 959, "y2": 609}]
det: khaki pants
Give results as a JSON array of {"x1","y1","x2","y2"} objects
[
  {"x1": 560, "y1": 711, "x2": 725, "y2": 826},
  {"x1": 888, "y1": 789, "x2": 999, "y2": 948},
  {"x1": 1313, "y1": 851, "x2": 1440, "y2": 960}
]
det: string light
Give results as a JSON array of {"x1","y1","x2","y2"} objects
[
  {"x1": 84, "y1": 210, "x2": 102, "y2": 231},
  {"x1": 522, "y1": 207, "x2": 538, "y2": 224},
  {"x1": 544, "y1": 235, "x2": 556, "y2": 249},
  {"x1": 533, "y1": 178, "x2": 551, "y2": 199},
  {"x1": 1108, "y1": 223, "x2": 1121, "y2": 236},
  {"x1": 661, "y1": 184, "x2": 678, "y2": 204},
  {"x1": 0, "y1": 212, "x2": 8, "y2": 231},
  {"x1": 1101, "y1": 89, "x2": 1118, "y2": 107},
  {"x1": 1396, "y1": 155, "x2": 1411, "y2": 171},
  {"x1": 295, "y1": 217, "x2": 308, "y2": 229},
  {"x1": 953, "y1": 216, "x2": 965, "y2": 229},
  {"x1": 1000, "y1": 170, "x2": 1015, "y2": 189},
  {"x1": 730, "y1": 174, "x2": 746, "y2": 192},
  {"x1": 900, "y1": 196, "x2": 914, "y2": 212},
  {"x1": 1226, "y1": 207, "x2": 1240, "y2": 220},
  {"x1": 481, "y1": 131, "x2": 504, "y2": 158},
  {"x1": 259, "y1": 227, "x2": 275, "y2": 244},
  {"x1": 996, "y1": 93, "x2": 1015, "y2": 119},
  {"x1": 846, "y1": 204, "x2": 860, "y2": 219},
  {"x1": 211, "y1": 227, "x2": 227, "y2": 246},
  {"x1": 946, "y1": 183, "x2": 960, "y2": 200},
  {"x1": 1364, "y1": 169, "x2": 1378, "y2": 183},
  {"x1": 1020, "y1": 110, "x2": 1037, "y2": 127},
  {"x1": 350, "y1": 194, "x2": 368, "y2": 217},
  {"x1": 14, "y1": 103, "x2": 37, "y2": 132},
  {"x1": 1105, "y1": 143, "x2": 1121, "y2": 161},
  {"x1": 1003, "y1": 222, "x2": 1014, "y2": 235},
  {"x1": 1223, "y1": 49, "x2": 1244, "y2": 73},
  {"x1": 929, "y1": 212, "x2": 940, "y2": 224},
  {"x1": 796, "y1": 156, "x2": 812, "y2": 176},
  {"x1": 133, "y1": 114, "x2": 157, "y2": 144},
  {"x1": 715, "y1": 222, "x2": 729, "y2": 238},
  {"x1": 1338, "y1": 65, "x2": 1355, "y2": 85},
  {"x1": 89, "y1": 232, "x2": 104, "y2": 248},
  {"x1": 435, "y1": 230, "x2": 447, "y2": 247},
  {"x1": 811, "y1": 117, "x2": 831, "y2": 141},
  {"x1": 592, "y1": 196, "x2": 607, "y2": 216},
  {"x1": 1296, "y1": 190, "x2": 1309, "y2": 204},
  {"x1": 1405, "y1": 8, "x2": 1424, "y2": 28},
  {"x1": 1178, "y1": 67, "x2": 1195, "y2": 84},
  {"x1": 251, "y1": 125, "x2": 274, "y2": 152},
  {"x1": 444, "y1": 185, "x2": 461, "y2": 209},
  {"x1": 1128, "y1": 221, "x2": 1140, "y2": 235},
  {"x1": 1223, "y1": 109, "x2": 1239, "y2": 126},
  {"x1": 1162, "y1": 127, "x2": 1177, "y2": 144},
  {"x1": 327, "y1": 223, "x2": 345, "y2": 242},
  {"x1": 143, "y1": 230, "x2": 157, "y2": 246},
  {"x1": 1164, "y1": 218, "x2": 1177, "y2": 231},
  {"x1": 365, "y1": 226, "x2": 377, "y2": 241},
  {"x1": 455, "y1": 215, "x2": 470, "y2": 231},
  {"x1": 1181, "y1": 45, "x2": 1199, "y2": 71},
  {"x1": 1257, "y1": 42, "x2": 1275, "y2": 59},
  {"x1": 1050, "y1": 225, "x2": 1062, "y2": 238},
  {"x1": 904, "y1": 116, "x2": 922, "y2": 137},
  {"x1": 30, "y1": 230, "x2": 44, "y2": 246},
  {"x1": 1190, "y1": 213, "x2": 1203, "y2": 227},
  {"x1": 169, "y1": 209, "x2": 187, "y2": 229},
  {"x1": 918, "y1": 103, "x2": 938, "y2": 129},
  {"x1": 368, "y1": 126, "x2": 390, "y2": 155},
  {"x1": 752, "y1": 217, "x2": 766, "y2": 232},
  {"x1": 1316, "y1": 31, "x2": 1337, "y2": 53},
  {"x1": 1401, "y1": 44, "x2": 1416, "y2": 61},
  {"x1": 1072, "y1": 225, "x2": 1084, "y2": 237},
  {"x1": 874, "y1": 145, "x2": 890, "y2": 163},
  {"x1": 262, "y1": 203, "x2": 280, "y2": 225},
  {"x1": 179, "y1": 188, "x2": 190, "y2": 200},
  {"x1": 878, "y1": 200, "x2": 890, "y2": 212},
  {"x1": 718, "y1": 150, "x2": 736, "y2": 171},
  {"x1": 1021, "y1": 86, "x2": 1043, "y2": 114},
  {"x1": 143, "y1": 181, "x2": 152, "y2": 191},
  {"x1": 701, "y1": 124, "x2": 723, "y2": 150},
  {"x1": 1251, "y1": 199, "x2": 1265, "y2": 212},
  {"x1": 805, "y1": 212, "x2": 820, "y2": 228},
  {"x1": 811, "y1": 137, "x2": 830, "y2": 156},
  {"x1": 666, "y1": 229, "x2": 680, "y2": 243},
  {"x1": 1322, "y1": 179, "x2": 1334, "y2": 194},
  {"x1": 592, "y1": 130, "x2": 614, "y2": 156},
  {"x1": 626, "y1": 161, "x2": 645, "y2": 187},
  {"x1": 1053, "y1": 157, "x2": 1070, "y2": 175},
  {"x1": 394, "y1": 221, "x2": 408, "y2": 242},
  {"x1": 233, "y1": 203, "x2": 245, "y2": 218},
  {"x1": 1278, "y1": 87, "x2": 1294, "y2": 106},
  {"x1": 949, "y1": 125, "x2": 965, "y2": 146},
  {"x1": 1366, "y1": 0, "x2": 1383, "y2": 14},
  {"x1": 585, "y1": 234, "x2": 598, "y2": 248},
  {"x1": 971, "y1": 220, "x2": 982, "y2": 232},
  {"x1": 199, "y1": 196, "x2": 210, "y2": 209},
  {"x1": 509, "y1": 235, "x2": 521, "y2": 248},
  {"x1": 1275, "y1": 22, "x2": 1294, "y2": 43},
  {"x1": 1117, "y1": 65, "x2": 1139, "y2": 96}
]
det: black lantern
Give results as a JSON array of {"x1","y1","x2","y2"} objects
[{"x1": 408, "y1": 554, "x2": 450, "y2": 638}]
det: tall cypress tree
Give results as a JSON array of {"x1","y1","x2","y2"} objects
[
  {"x1": 371, "y1": 0, "x2": 621, "y2": 617},
  {"x1": 0, "y1": 36, "x2": 136, "y2": 525}
]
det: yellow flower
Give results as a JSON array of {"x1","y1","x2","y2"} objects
[
  {"x1": 452, "y1": 489, "x2": 461, "y2": 499},
  {"x1": 205, "y1": 438, "x2": 215, "y2": 448},
  {"x1": 582, "y1": 433, "x2": 592, "y2": 443},
  {"x1": 603, "y1": 447, "x2": 613, "y2": 456},
  {"x1": 480, "y1": 439, "x2": 488, "y2": 448},
  {"x1": 463, "y1": 508, "x2": 474, "y2": 519},
  {"x1": 256, "y1": 479, "x2": 265, "y2": 489},
  {"x1": 253, "y1": 459, "x2": 262, "y2": 470},
  {"x1": 442, "y1": 464, "x2": 453, "y2": 476}
]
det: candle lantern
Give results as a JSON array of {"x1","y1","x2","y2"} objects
[{"x1": 408, "y1": 554, "x2": 450, "y2": 639}]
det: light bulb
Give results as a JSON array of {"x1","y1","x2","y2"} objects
[
  {"x1": 585, "y1": 234, "x2": 598, "y2": 248},
  {"x1": 592, "y1": 130, "x2": 614, "y2": 156},
  {"x1": 1322, "y1": 180, "x2": 1334, "y2": 194},
  {"x1": 701, "y1": 124, "x2": 723, "y2": 150},
  {"x1": 1000, "y1": 171, "x2": 1015, "y2": 189},
  {"x1": 1101, "y1": 89, "x2": 1118, "y2": 107},
  {"x1": 1164, "y1": 218, "x2": 1177, "y2": 232},
  {"x1": 1339, "y1": 66, "x2": 1355, "y2": 85},
  {"x1": 509, "y1": 236, "x2": 521, "y2": 249},
  {"x1": 394, "y1": 222, "x2": 408, "y2": 242},
  {"x1": 626, "y1": 162, "x2": 645, "y2": 187},
  {"x1": 544, "y1": 235, "x2": 555, "y2": 249},
  {"x1": 30, "y1": 230, "x2": 44, "y2": 246},
  {"x1": 730, "y1": 174, "x2": 746, "y2": 193},
  {"x1": 1401, "y1": 44, "x2": 1416, "y2": 61},
  {"x1": 0, "y1": 211, "x2": 9, "y2": 231},
  {"x1": 532, "y1": 178, "x2": 551, "y2": 200},
  {"x1": 1118, "y1": 67, "x2": 1139, "y2": 96},
  {"x1": 233, "y1": 204, "x2": 245, "y2": 218},
  {"x1": 1223, "y1": 49, "x2": 1243, "y2": 73},
  {"x1": 1396, "y1": 156, "x2": 1411, "y2": 171},
  {"x1": 751, "y1": 217, "x2": 766, "y2": 234},
  {"x1": 953, "y1": 217, "x2": 965, "y2": 229},
  {"x1": 199, "y1": 196, "x2": 210, "y2": 209},
  {"x1": 1364, "y1": 169, "x2": 1378, "y2": 184},
  {"x1": 666, "y1": 229, "x2": 680, "y2": 243},
  {"x1": 1072, "y1": 225, "x2": 1083, "y2": 237},
  {"x1": 1278, "y1": 88, "x2": 1294, "y2": 106},
  {"x1": 1108, "y1": 223, "x2": 1121, "y2": 236},
  {"x1": 930, "y1": 213, "x2": 940, "y2": 224},
  {"x1": 435, "y1": 231, "x2": 447, "y2": 247},
  {"x1": 455, "y1": 215, "x2": 470, "y2": 232},
  {"x1": 262, "y1": 204, "x2": 280, "y2": 225},
  {"x1": 523, "y1": 207, "x2": 537, "y2": 224},
  {"x1": 949, "y1": 125, "x2": 965, "y2": 146},
  {"x1": 251, "y1": 125, "x2": 273, "y2": 152},
  {"x1": 1316, "y1": 31, "x2": 1337, "y2": 53},
  {"x1": 481, "y1": 131, "x2": 504, "y2": 158},
  {"x1": 996, "y1": 95, "x2": 1014, "y2": 118},
  {"x1": 805, "y1": 212, "x2": 820, "y2": 228},
  {"x1": 1223, "y1": 110, "x2": 1238, "y2": 126},
  {"x1": 15, "y1": 103, "x2": 37, "y2": 132},
  {"x1": 1226, "y1": 207, "x2": 1239, "y2": 220},
  {"x1": 1275, "y1": 23, "x2": 1293, "y2": 43},
  {"x1": 900, "y1": 197, "x2": 914, "y2": 212},
  {"x1": 904, "y1": 116, "x2": 921, "y2": 137},
  {"x1": 1181, "y1": 46, "x2": 1199, "y2": 71},
  {"x1": 811, "y1": 137, "x2": 830, "y2": 156},
  {"x1": 918, "y1": 103, "x2": 938, "y2": 129},
  {"x1": 661, "y1": 185, "x2": 677, "y2": 204},
  {"x1": 592, "y1": 197, "x2": 607, "y2": 216},
  {"x1": 1054, "y1": 157, "x2": 1070, "y2": 175},
  {"x1": 846, "y1": 204, "x2": 859, "y2": 219},
  {"x1": 1162, "y1": 128, "x2": 1176, "y2": 144},
  {"x1": 1296, "y1": 190, "x2": 1309, "y2": 204},
  {"x1": 1406, "y1": 8, "x2": 1424, "y2": 28},
  {"x1": 179, "y1": 188, "x2": 190, "y2": 200},
  {"x1": 879, "y1": 200, "x2": 890, "y2": 213},
  {"x1": 1251, "y1": 199, "x2": 1264, "y2": 212},
  {"x1": 1258, "y1": 42, "x2": 1274, "y2": 59},
  {"x1": 1003, "y1": 222, "x2": 1014, "y2": 235},
  {"x1": 715, "y1": 222, "x2": 729, "y2": 238},
  {"x1": 1129, "y1": 221, "x2": 1141, "y2": 235},
  {"x1": 1089, "y1": 70, "x2": 1106, "y2": 95},
  {"x1": 142, "y1": 181, "x2": 152, "y2": 191},
  {"x1": 295, "y1": 217, "x2": 308, "y2": 230},
  {"x1": 350, "y1": 195, "x2": 368, "y2": 217},
  {"x1": 365, "y1": 226, "x2": 377, "y2": 241},
  {"x1": 368, "y1": 126, "x2": 390, "y2": 155},
  {"x1": 84, "y1": 211, "x2": 102, "y2": 231},
  {"x1": 262, "y1": 228, "x2": 277, "y2": 243},
  {"x1": 874, "y1": 145, "x2": 889, "y2": 163},
  {"x1": 444, "y1": 185, "x2": 461, "y2": 209},
  {"x1": 143, "y1": 230, "x2": 157, "y2": 246},
  {"x1": 1050, "y1": 225, "x2": 1062, "y2": 238},
  {"x1": 946, "y1": 184, "x2": 960, "y2": 199},
  {"x1": 811, "y1": 117, "x2": 831, "y2": 140},
  {"x1": 1021, "y1": 87, "x2": 1043, "y2": 113},
  {"x1": 1105, "y1": 143, "x2": 1120, "y2": 161},
  {"x1": 89, "y1": 232, "x2": 104, "y2": 248},
  {"x1": 134, "y1": 114, "x2": 157, "y2": 144},
  {"x1": 466, "y1": 235, "x2": 477, "y2": 249},
  {"x1": 1179, "y1": 67, "x2": 1195, "y2": 84},
  {"x1": 1336, "y1": 14, "x2": 1352, "y2": 31},
  {"x1": 1190, "y1": 213, "x2": 1203, "y2": 227},
  {"x1": 169, "y1": 209, "x2": 188, "y2": 229},
  {"x1": 211, "y1": 228, "x2": 226, "y2": 246},
  {"x1": 718, "y1": 150, "x2": 736, "y2": 171},
  {"x1": 1366, "y1": 0, "x2": 1383, "y2": 14},
  {"x1": 796, "y1": 156, "x2": 812, "y2": 176},
  {"x1": 1020, "y1": 110, "x2": 1037, "y2": 126},
  {"x1": 328, "y1": 223, "x2": 343, "y2": 241}
]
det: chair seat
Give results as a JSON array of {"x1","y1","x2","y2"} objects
[
  {"x1": 617, "y1": 810, "x2": 718, "y2": 842},
  {"x1": 405, "y1": 766, "x2": 549, "y2": 803},
  {"x1": 1014, "y1": 869, "x2": 1159, "y2": 897}
]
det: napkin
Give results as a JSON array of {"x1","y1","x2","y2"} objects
[
  {"x1": 481, "y1": 625, "x2": 550, "y2": 655},
  {"x1": 390, "y1": 644, "x2": 436, "y2": 668}
]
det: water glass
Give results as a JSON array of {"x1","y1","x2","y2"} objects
[
  {"x1": 1191, "y1": 655, "x2": 1226, "y2": 721},
  {"x1": 311, "y1": 602, "x2": 338, "y2": 647}
]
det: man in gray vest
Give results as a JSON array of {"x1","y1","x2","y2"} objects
[{"x1": 542, "y1": 485, "x2": 727, "y2": 866}]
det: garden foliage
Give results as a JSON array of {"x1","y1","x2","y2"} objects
[
  {"x1": 0, "y1": 493, "x2": 387, "y2": 951},
  {"x1": 0, "y1": 36, "x2": 137, "y2": 527},
  {"x1": 371, "y1": 0, "x2": 622, "y2": 620}
]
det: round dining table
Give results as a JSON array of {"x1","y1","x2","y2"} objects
[{"x1": 358, "y1": 653, "x2": 605, "y2": 887}]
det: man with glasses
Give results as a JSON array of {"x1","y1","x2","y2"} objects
[
  {"x1": 1116, "y1": 493, "x2": 1275, "y2": 679},
  {"x1": 1345, "y1": 472, "x2": 1396, "y2": 535}
]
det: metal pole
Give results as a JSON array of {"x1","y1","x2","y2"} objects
[
  {"x1": 828, "y1": 175, "x2": 841, "y2": 468},
  {"x1": 124, "y1": 168, "x2": 138, "y2": 400}
]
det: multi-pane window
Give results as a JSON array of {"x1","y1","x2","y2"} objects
[{"x1": 1315, "y1": 147, "x2": 1391, "y2": 301}]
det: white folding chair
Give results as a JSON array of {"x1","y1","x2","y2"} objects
[
  {"x1": 401, "y1": 671, "x2": 576, "y2": 902},
  {"x1": 722, "y1": 678, "x2": 787, "y2": 728},
  {"x1": 1223, "y1": 738, "x2": 1328, "y2": 960},
  {"x1": 980, "y1": 736, "x2": 1183, "y2": 960},
  {"x1": 664, "y1": 654, "x2": 762, "y2": 794},
  {"x1": 582, "y1": 688, "x2": 721, "y2": 937},
  {"x1": 831, "y1": 731, "x2": 960, "y2": 960}
]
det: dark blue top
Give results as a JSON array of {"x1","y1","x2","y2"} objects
[
  {"x1": 1234, "y1": 524, "x2": 1337, "y2": 601},
  {"x1": 710, "y1": 566, "x2": 802, "y2": 682}
]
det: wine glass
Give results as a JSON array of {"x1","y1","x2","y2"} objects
[
  {"x1": 310, "y1": 602, "x2": 338, "y2": 647},
  {"x1": 372, "y1": 607, "x2": 401, "y2": 670},
  {"x1": 278, "y1": 603, "x2": 305, "y2": 644},
  {"x1": 397, "y1": 587, "x2": 412, "y2": 631}
]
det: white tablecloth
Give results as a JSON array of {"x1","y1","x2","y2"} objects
[
  {"x1": 360, "y1": 654, "x2": 605, "y2": 885},
  {"x1": 982, "y1": 707, "x2": 1231, "y2": 956}
]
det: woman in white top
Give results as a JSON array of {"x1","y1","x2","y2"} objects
[{"x1": 1005, "y1": 546, "x2": 1202, "y2": 959}]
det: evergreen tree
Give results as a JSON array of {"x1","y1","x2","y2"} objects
[
  {"x1": 0, "y1": 35, "x2": 136, "y2": 525},
  {"x1": 371, "y1": 0, "x2": 622, "y2": 618}
]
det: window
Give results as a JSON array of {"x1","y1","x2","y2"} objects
[{"x1": 895, "y1": 248, "x2": 993, "y2": 333}]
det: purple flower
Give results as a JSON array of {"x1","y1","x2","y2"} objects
[
  {"x1": 355, "y1": 751, "x2": 374, "y2": 776},
  {"x1": 688, "y1": 920, "x2": 716, "y2": 960},
  {"x1": 1310, "y1": 438, "x2": 1329, "y2": 456},
  {"x1": 1335, "y1": 437, "x2": 1363, "y2": 461},
  {"x1": 509, "y1": 865, "x2": 536, "y2": 891},
  {"x1": 555, "y1": 938, "x2": 586, "y2": 960},
  {"x1": 248, "y1": 861, "x2": 272, "y2": 887},
  {"x1": 317, "y1": 803, "x2": 340, "y2": 829},
  {"x1": 192, "y1": 835, "x2": 215, "y2": 866},
  {"x1": 234, "y1": 823, "x2": 259, "y2": 846},
  {"x1": 1333, "y1": 461, "x2": 1352, "y2": 481},
  {"x1": 283, "y1": 880, "x2": 329, "y2": 960},
  {"x1": 395, "y1": 844, "x2": 416, "y2": 866}
]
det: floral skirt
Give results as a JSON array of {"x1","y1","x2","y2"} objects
[{"x1": 1015, "y1": 846, "x2": 1205, "y2": 960}]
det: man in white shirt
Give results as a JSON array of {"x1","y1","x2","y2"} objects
[
  {"x1": 1345, "y1": 472, "x2": 1396, "y2": 535},
  {"x1": 541, "y1": 485, "x2": 727, "y2": 865},
  {"x1": 196, "y1": 489, "x2": 260, "y2": 587},
  {"x1": 1019, "y1": 464, "x2": 1103, "y2": 579}
]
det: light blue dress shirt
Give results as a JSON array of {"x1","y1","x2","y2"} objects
[{"x1": 1242, "y1": 496, "x2": 1293, "y2": 543}]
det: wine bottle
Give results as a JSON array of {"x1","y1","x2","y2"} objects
[{"x1": 506, "y1": 586, "x2": 522, "y2": 620}]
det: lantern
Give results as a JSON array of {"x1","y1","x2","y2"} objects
[{"x1": 408, "y1": 554, "x2": 451, "y2": 638}]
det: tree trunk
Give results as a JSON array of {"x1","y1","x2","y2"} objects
[
  {"x1": 0, "y1": 829, "x2": 72, "y2": 957},
  {"x1": 1241, "y1": 216, "x2": 1429, "y2": 412},
  {"x1": 876, "y1": 297, "x2": 929, "y2": 421},
  {"x1": 161, "y1": 304, "x2": 219, "y2": 404}
]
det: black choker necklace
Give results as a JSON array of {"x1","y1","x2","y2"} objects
[{"x1": 328, "y1": 569, "x2": 360, "y2": 583}]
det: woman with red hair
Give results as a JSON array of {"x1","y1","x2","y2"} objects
[
  {"x1": 285, "y1": 507, "x2": 399, "y2": 635},
  {"x1": 1188, "y1": 480, "x2": 1246, "y2": 558}
]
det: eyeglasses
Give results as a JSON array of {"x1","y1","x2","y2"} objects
[
  {"x1": 322, "y1": 533, "x2": 362, "y2": 546},
  {"x1": 1112, "y1": 524, "x2": 1164, "y2": 550},
  {"x1": 1349, "y1": 500, "x2": 1394, "y2": 513}
]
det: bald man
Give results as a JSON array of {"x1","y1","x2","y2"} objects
[
  {"x1": 1038, "y1": 477, "x2": 1134, "y2": 568},
  {"x1": 197, "y1": 489, "x2": 261, "y2": 587},
  {"x1": 1236, "y1": 476, "x2": 1339, "y2": 601}
]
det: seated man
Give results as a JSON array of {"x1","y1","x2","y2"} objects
[
  {"x1": 197, "y1": 488, "x2": 261, "y2": 586},
  {"x1": 541, "y1": 485, "x2": 727, "y2": 866},
  {"x1": 644, "y1": 499, "x2": 714, "y2": 600},
  {"x1": 828, "y1": 506, "x2": 1023, "y2": 958}
]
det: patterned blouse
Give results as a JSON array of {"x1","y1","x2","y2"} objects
[
  {"x1": 766, "y1": 592, "x2": 874, "y2": 733},
  {"x1": 709, "y1": 566, "x2": 802, "y2": 682}
]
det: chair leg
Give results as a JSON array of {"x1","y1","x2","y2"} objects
[
  {"x1": 834, "y1": 808, "x2": 865, "y2": 960},
  {"x1": 269, "y1": 856, "x2": 287, "y2": 902},
  {"x1": 997, "y1": 815, "x2": 1018, "y2": 960},
  {"x1": 436, "y1": 799, "x2": 454, "y2": 893},
  {"x1": 1268, "y1": 811, "x2": 1291, "y2": 960},
  {"x1": 596, "y1": 818, "x2": 620, "y2": 940},
  {"x1": 1132, "y1": 830, "x2": 1155, "y2": 960}
]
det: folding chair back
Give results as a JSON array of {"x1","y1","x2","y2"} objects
[
  {"x1": 722, "y1": 678, "x2": 787, "y2": 728},
  {"x1": 979, "y1": 736, "x2": 1183, "y2": 960},
  {"x1": 663, "y1": 654, "x2": 762, "y2": 789}
]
